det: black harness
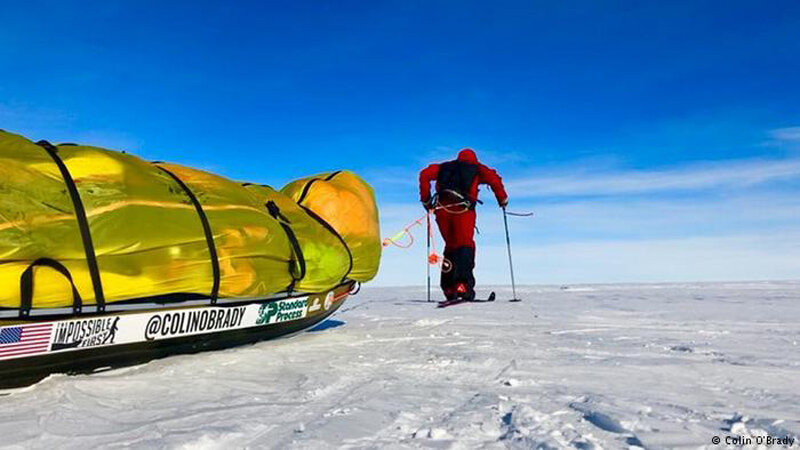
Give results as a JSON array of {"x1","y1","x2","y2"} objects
[{"x1": 436, "y1": 160, "x2": 479, "y2": 209}]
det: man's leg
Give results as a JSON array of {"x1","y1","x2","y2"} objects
[
  {"x1": 451, "y1": 247, "x2": 475, "y2": 300},
  {"x1": 435, "y1": 211, "x2": 457, "y2": 299},
  {"x1": 440, "y1": 249, "x2": 456, "y2": 299},
  {"x1": 451, "y1": 210, "x2": 477, "y2": 300}
]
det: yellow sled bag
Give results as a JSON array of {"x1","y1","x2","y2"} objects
[{"x1": 0, "y1": 131, "x2": 380, "y2": 313}]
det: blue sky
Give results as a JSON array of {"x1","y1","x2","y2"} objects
[{"x1": 2, "y1": 1, "x2": 799, "y2": 285}]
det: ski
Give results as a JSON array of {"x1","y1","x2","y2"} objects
[{"x1": 437, "y1": 292, "x2": 495, "y2": 308}]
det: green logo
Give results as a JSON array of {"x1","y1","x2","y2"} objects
[{"x1": 257, "y1": 298, "x2": 308, "y2": 325}]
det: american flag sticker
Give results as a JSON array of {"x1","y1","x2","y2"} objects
[{"x1": 0, "y1": 323, "x2": 53, "y2": 360}]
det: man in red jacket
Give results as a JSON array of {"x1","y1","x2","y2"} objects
[{"x1": 419, "y1": 148, "x2": 508, "y2": 301}]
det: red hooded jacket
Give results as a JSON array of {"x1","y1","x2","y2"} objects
[{"x1": 419, "y1": 149, "x2": 508, "y2": 206}]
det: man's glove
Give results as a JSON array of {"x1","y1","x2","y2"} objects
[
  {"x1": 498, "y1": 197, "x2": 509, "y2": 209},
  {"x1": 422, "y1": 198, "x2": 436, "y2": 211}
]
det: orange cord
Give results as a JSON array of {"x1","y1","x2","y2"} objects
[{"x1": 382, "y1": 200, "x2": 469, "y2": 274}]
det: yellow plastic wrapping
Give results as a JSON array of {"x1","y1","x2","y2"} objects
[
  {"x1": 243, "y1": 184, "x2": 350, "y2": 292},
  {"x1": 153, "y1": 163, "x2": 293, "y2": 298},
  {"x1": 0, "y1": 133, "x2": 95, "y2": 308},
  {"x1": 281, "y1": 171, "x2": 382, "y2": 282},
  {"x1": 0, "y1": 130, "x2": 380, "y2": 310}
]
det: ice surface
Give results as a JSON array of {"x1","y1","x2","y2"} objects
[{"x1": 1, "y1": 282, "x2": 799, "y2": 449}]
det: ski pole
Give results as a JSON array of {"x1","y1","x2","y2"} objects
[
  {"x1": 426, "y1": 211, "x2": 431, "y2": 302},
  {"x1": 505, "y1": 210, "x2": 534, "y2": 217},
  {"x1": 502, "y1": 207, "x2": 520, "y2": 301}
]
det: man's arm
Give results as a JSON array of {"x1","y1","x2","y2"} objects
[
  {"x1": 419, "y1": 164, "x2": 440, "y2": 204},
  {"x1": 478, "y1": 164, "x2": 508, "y2": 206}
]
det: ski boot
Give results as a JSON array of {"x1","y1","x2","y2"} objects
[{"x1": 455, "y1": 283, "x2": 475, "y2": 302}]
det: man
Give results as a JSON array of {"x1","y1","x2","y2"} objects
[{"x1": 419, "y1": 148, "x2": 508, "y2": 301}]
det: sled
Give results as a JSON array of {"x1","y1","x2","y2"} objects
[
  {"x1": 0, "y1": 130, "x2": 382, "y2": 388},
  {"x1": 0, "y1": 281, "x2": 357, "y2": 388}
]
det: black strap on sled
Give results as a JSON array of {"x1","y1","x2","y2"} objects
[
  {"x1": 300, "y1": 205, "x2": 353, "y2": 282},
  {"x1": 36, "y1": 140, "x2": 106, "y2": 312},
  {"x1": 243, "y1": 181, "x2": 348, "y2": 283},
  {"x1": 20, "y1": 258, "x2": 83, "y2": 317},
  {"x1": 324, "y1": 171, "x2": 342, "y2": 181},
  {"x1": 292, "y1": 172, "x2": 351, "y2": 282},
  {"x1": 296, "y1": 179, "x2": 319, "y2": 205},
  {"x1": 154, "y1": 164, "x2": 221, "y2": 304},
  {"x1": 266, "y1": 201, "x2": 306, "y2": 292},
  {"x1": 296, "y1": 171, "x2": 341, "y2": 205}
]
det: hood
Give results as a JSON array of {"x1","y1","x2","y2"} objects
[{"x1": 457, "y1": 148, "x2": 478, "y2": 164}]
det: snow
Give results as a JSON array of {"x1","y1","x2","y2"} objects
[{"x1": 1, "y1": 281, "x2": 799, "y2": 449}]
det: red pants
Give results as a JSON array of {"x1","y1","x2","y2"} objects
[
  {"x1": 435, "y1": 209, "x2": 476, "y2": 251},
  {"x1": 435, "y1": 209, "x2": 476, "y2": 298}
]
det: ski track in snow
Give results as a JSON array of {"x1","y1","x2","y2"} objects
[{"x1": 1, "y1": 282, "x2": 799, "y2": 449}]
